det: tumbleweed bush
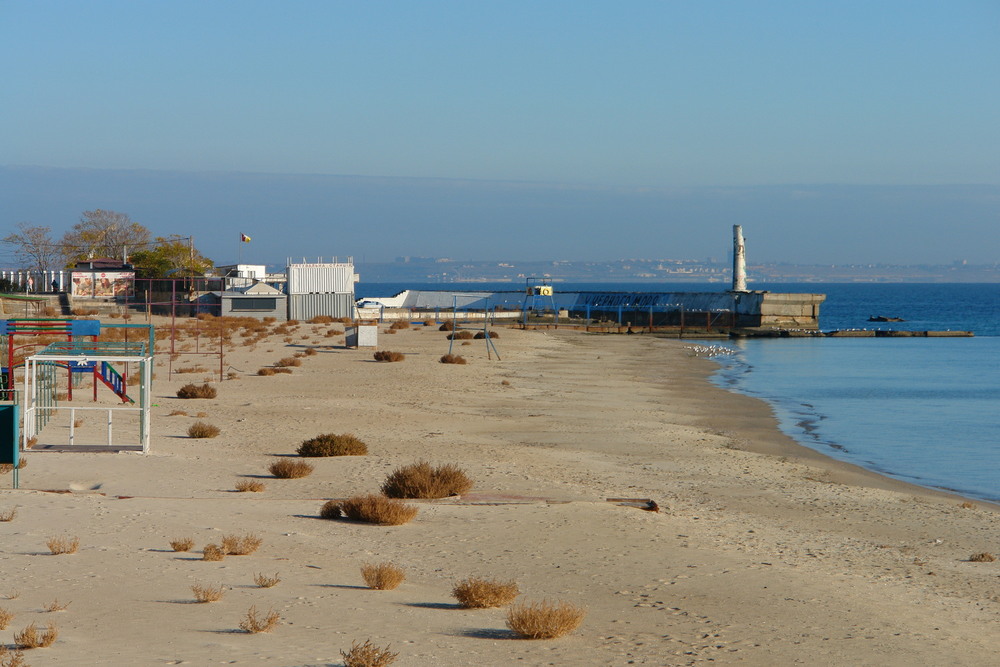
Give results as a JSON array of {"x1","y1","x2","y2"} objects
[{"x1": 381, "y1": 461, "x2": 473, "y2": 499}]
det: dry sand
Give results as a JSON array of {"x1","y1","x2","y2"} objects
[{"x1": 2, "y1": 319, "x2": 1000, "y2": 666}]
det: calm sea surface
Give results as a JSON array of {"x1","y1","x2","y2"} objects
[{"x1": 359, "y1": 282, "x2": 1000, "y2": 501}]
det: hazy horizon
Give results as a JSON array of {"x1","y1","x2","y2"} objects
[{"x1": 3, "y1": 2, "x2": 998, "y2": 267}]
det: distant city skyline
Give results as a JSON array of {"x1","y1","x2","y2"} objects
[{"x1": 3, "y1": 2, "x2": 998, "y2": 266}]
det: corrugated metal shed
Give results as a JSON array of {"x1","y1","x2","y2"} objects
[
  {"x1": 288, "y1": 293, "x2": 354, "y2": 320},
  {"x1": 287, "y1": 263, "x2": 356, "y2": 295}
]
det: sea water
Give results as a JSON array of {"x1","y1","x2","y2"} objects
[{"x1": 358, "y1": 281, "x2": 1000, "y2": 501}]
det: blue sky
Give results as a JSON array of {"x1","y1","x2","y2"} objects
[{"x1": 2, "y1": 1, "x2": 999, "y2": 266}]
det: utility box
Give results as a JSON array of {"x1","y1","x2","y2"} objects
[
  {"x1": 0, "y1": 405, "x2": 20, "y2": 489},
  {"x1": 345, "y1": 325, "x2": 378, "y2": 348}
]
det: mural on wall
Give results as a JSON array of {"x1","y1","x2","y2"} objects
[{"x1": 71, "y1": 271, "x2": 135, "y2": 298}]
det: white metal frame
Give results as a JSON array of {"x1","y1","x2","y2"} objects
[{"x1": 21, "y1": 351, "x2": 152, "y2": 453}]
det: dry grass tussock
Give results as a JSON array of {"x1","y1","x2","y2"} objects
[
  {"x1": 254, "y1": 572, "x2": 281, "y2": 588},
  {"x1": 439, "y1": 321, "x2": 455, "y2": 331},
  {"x1": 308, "y1": 315, "x2": 335, "y2": 324},
  {"x1": 381, "y1": 460, "x2": 473, "y2": 499},
  {"x1": 239, "y1": 605, "x2": 280, "y2": 633},
  {"x1": 360, "y1": 562, "x2": 406, "y2": 590},
  {"x1": 322, "y1": 495, "x2": 418, "y2": 525},
  {"x1": 202, "y1": 544, "x2": 226, "y2": 561},
  {"x1": 0, "y1": 509, "x2": 16, "y2": 522},
  {"x1": 43, "y1": 599, "x2": 70, "y2": 612},
  {"x1": 235, "y1": 479, "x2": 266, "y2": 493},
  {"x1": 170, "y1": 538, "x2": 195, "y2": 552},
  {"x1": 174, "y1": 365, "x2": 208, "y2": 374},
  {"x1": 167, "y1": 409, "x2": 188, "y2": 416},
  {"x1": 0, "y1": 608, "x2": 13, "y2": 630},
  {"x1": 187, "y1": 421, "x2": 220, "y2": 438},
  {"x1": 192, "y1": 583, "x2": 225, "y2": 603},
  {"x1": 176, "y1": 383, "x2": 217, "y2": 399},
  {"x1": 341, "y1": 639, "x2": 398, "y2": 667},
  {"x1": 506, "y1": 599, "x2": 586, "y2": 639},
  {"x1": 373, "y1": 350, "x2": 405, "y2": 362},
  {"x1": 14, "y1": 622, "x2": 58, "y2": 649},
  {"x1": 0, "y1": 646, "x2": 27, "y2": 667},
  {"x1": 269, "y1": 459, "x2": 314, "y2": 479},
  {"x1": 0, "y1": 460, "x2": 27, "y2": 474},
  {"x1": 440, "y1": 354, "x2": 467, "y2": 365},
  {"x1": 969, "y1": 552, "x2": 996, "y2": 562},
  {"x1": 273, "y1": 366, "x2": 293, "y2": 374},
  {"x1": 221, "y1": 533, "x2": 262, "y2": 555},
  {"x1": 452, "y1": 577, "x2": 519, "y2": 608},
  {"x1": 474, "y1": 330, "x2": 499, "y2": 339},
  {"x1": 298, "y1": 433, "x2": 368, "y2": 457},
  {"x1": 46, "y1": 536, "x2": 79, "y2": 555},
  {"x1": 960, "y1": 501, "x2": 976, "y2": 509},
  {"x1": 389, "y1": 320, "x2": 410, "y2": 330},
  {"x1": 275, "y1": 357, "x2": 302, "y2": 367},
  {"x1": 447, "y1": 330, "x2": 475, "y2": 340},
  {"x1": 257, "y1": 367, "x2": 277, "y2": 376}
]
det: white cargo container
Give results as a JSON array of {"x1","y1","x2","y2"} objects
[{"x1": 287, "y1": 261, "x2": 357, "y2": 295}]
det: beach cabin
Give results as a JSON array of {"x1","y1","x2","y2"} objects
[{"x1": 221, "y1": 282, "x2": 287, "y2": 321}]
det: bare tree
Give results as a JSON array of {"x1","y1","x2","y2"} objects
[
  {"x1": 2, "y1": 222, "x2": 63, "y2": 272},
  {"x1": 61, "y1": 209, "x2": 152, "y2": 265}
]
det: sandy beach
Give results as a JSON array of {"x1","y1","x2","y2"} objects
[{"x1": 3, "y1": 319, "x2": 1000, "y2": 666}]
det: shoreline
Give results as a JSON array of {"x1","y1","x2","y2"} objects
[{"x1": 3, "y1": 322, "x2": 1000, "y2": 664}]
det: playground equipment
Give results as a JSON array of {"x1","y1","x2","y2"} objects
[
  {"x1": 1, "y1": 318, "x2": 155, "y2": 453},
  {"x1": 446, "y1": 295, "x2": 501, "y2": 361}
]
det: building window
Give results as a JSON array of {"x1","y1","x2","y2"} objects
[{"x1": 231, "y1": 297, "x2": 277, "y2": 312}]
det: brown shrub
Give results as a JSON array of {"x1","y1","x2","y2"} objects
[
  {"x1": 192, "y1": 583, "x2": 224, "y2": 603},
  {"x1": 304, "y1": 347, "x2": 318, "y2": 355},
  {"x1": 440, "y1": 354, "x2": 466, "y2": 365},
  {"x1": 319, "y1": 499, "x2": 342, "y2": 519},
  {"x1": 439, "y1": 321, "x2": 455, "y2": 331},
  {"x1": 167, "y1": 409, "x2": 189, "y2": 416},
  {"x1": 335, "y1": 495, "x2": 418, "y2": 525},
  {"x1": 273, "y1": 367, "x2": 293, "y2": 374},
  {"x1": 0, "y1": 608, "x2": 13, "y2": 630},
  {"x1": 14, "y1": 622, "x2": 58, "y2": 649},
  {"x1": 176, "y1": 383, "x2": 217, "y2": 399},
  {"x1": 308, "y1": 315, "x2": 335, "y2": 324},
  {"x1": 373, "y1": 350, "x2": 405, "y2": 362},
  {"x1": 187, "y1": 421, "x2": 220, "y2": 438},
  {"x1": 452, "y1": 577, "x2": 519, "y2": 608},
  {"x1": 969, "y1": 552, "x2": 996, "y2": 562},
  {"x1": 43, "y1": 599, "x2": 70, "y2": 612},
  {"x1": 473, "y1": 331, "x2": 499, "y2": 339},
  {"x1": 239, "y1": 605, "x2": 279, "y2": 634},
  {"x1": 505, "y1": 600, "x2": 586, "y2": 639},
  {"x1": 959, "y1": 501, "x2": 976, "y2": 509},
  {"x1": 221, "y1": 533, "x2": 262, "y2": 556},
  {"x1": 360, "y1": 562, "x2": 406, "y2": 590},
  {"x1": 341, "y1": 639, "x2": 398, "y2": 667},
  {"x1": 269, "y1": 459, "x2": 314, "y2": 479},
  {"x1": 383, "y1": 328, "x2": 397, "y2": 335},
  {"x1": 170, "y1": 538, "x2": 195, "y2": 552},
  {"x1": 254, "y1": 572, "x2": 281, "y2": 588},
  {"x1": 235, "y1": 480, "x2": 266, "y2": 493},
  {"x1": 0, "y1": 509, "x2": 16, "y2": 522},
  {"x1": 423, "y1": 319, "x2": 436, "y2": 326},
  {"x1": 257, "y1": 367, "x2": 277, "y2": 376},
  {"x1": 275, "y1": 357, "x2": 302, "y2": 367},
  {"x1": 46, "y1": 536, "x2": 79, "y2": 555},
  {"x1": 298, "y1": 433, "x2": 368, "y2": 457},
  {"x1": 202, "y1": 544, "x2": 225, "y2": 561},
  {"x1": 381, "y1": 461, "x2": 473, "y2": 499},
  {"x1": 447, "y1": 330, "x2": 475, "y2": 340}
]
